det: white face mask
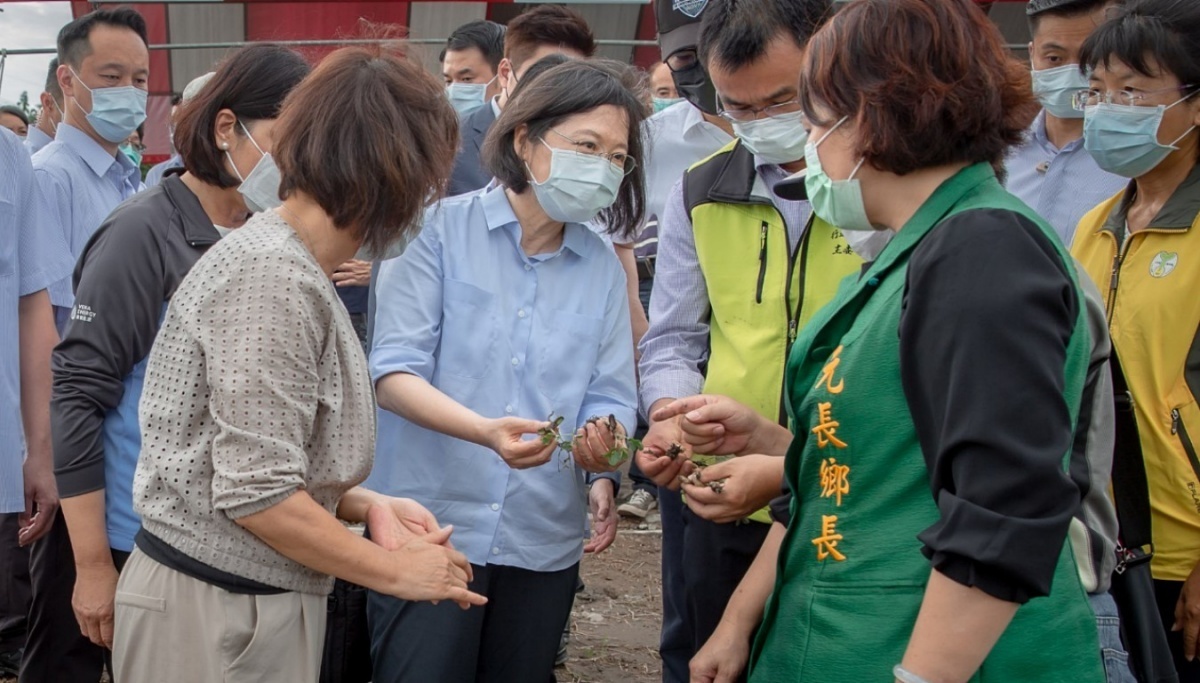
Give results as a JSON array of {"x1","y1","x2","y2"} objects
[
  {"x1": 213, "y1": 225, "x2": 234, "y2": 238},
  {"x1": 226, "y1": 120, "x2": 282, "y2": 213},
  {"x1": 527, "y1": 139, "x2": 625, "y2": 224},
  {"x1": 732, "y1": 110, "x2": 809, "y2": 165}
]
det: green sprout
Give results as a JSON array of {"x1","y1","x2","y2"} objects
[{"x1": 539, "y1": 413, "x2": 642, "y2": 469}]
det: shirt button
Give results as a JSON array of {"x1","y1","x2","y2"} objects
[
  {"x1": 517, "y1": 309, "x2": 526, "y2": 318},
  {"x1": 524, "y1": 264, "x2": 532, "y2": 271},
  {"x1": 511, "y1": 358, "x2": 519, "y2": 366},
  {"x1": 491, "y1": 503, "x2": 500, "y2": 511},
  {"x1": 492, "y1": 547, "x2": 501, "y2": 556},
  {"x1": 505, "y1": 404, "x2": 514, "y2": 414}
]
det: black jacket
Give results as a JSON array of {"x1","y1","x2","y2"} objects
[{"x1": 448, "y1": 102, "x2": 498, "y2": 197}]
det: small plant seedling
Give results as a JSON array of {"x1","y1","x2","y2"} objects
[
  {"x1": 540, "y1": 412, "x2": 643, "y2": 469},
  {"x1": 665, "y1": 442, "x2": 684, "y2": 460},
  {"x1": 680, "y1": 463, "x2": 728, "y2": 493}
]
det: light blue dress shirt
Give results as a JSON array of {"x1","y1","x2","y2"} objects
[
  {"x1": 0, "y1": 129, "x2": 74, "y2": 513},
  {"x1": 1004, "y1": 110, "x2": 1127, "y2": 247},
  {"x1": 366, "y1": 186, "x2": 637, "y2": 572},
  {"x1": 32, "y1": 123, "x2": 143, "y2": 325},
  {"x1": 144, "y1": 153, "x2": 182, "y2": 188},
  {"x1": 24, "y1": 127, "x2": 53, "y2": 156}
]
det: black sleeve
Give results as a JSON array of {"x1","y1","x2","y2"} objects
[
  {"x1": 769, "y1": 480, "x2": 792, "y2": 527},
  {"x1": 900, "y1": 208, "x2": 1082, "y2": 605},
  {"x1": 51, "y1": 208, "x2": 168, "y2": 497}
]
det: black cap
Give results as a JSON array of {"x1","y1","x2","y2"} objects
[
  {"x1": 655, "y1": 0, "x2": 709, "y2": 59},
  {"x1": 773, "y1": 168, "x2": 808, "y2": 202},
  {"x1": 1027, "y1": 0, "x2": 1094, "y2": 15}
]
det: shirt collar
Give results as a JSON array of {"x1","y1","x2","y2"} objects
[
  {"x1": 55, "y1": 122, "x2": 125, "y2": 179},
  {"x1": 490, "y1": 96, "x2": 502, "y2": 120},
  {"x1": 26, "y1": 126, "x2": 52, "y2": 149},
  {"x1": 1032, "y1": 109, "x2": 1085, "y2": 154},
  {"x1": 1102, "y1": 163, "x2": 1200, "y2": 234},
  {"x1": 480, "y1": 184, "x2": 591, "y2": 259}
]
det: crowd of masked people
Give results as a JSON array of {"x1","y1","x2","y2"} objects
[{"x1": 1, "y1": 0, "x2": 1199, "y2": 681}]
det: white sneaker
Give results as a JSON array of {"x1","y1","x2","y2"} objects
[{"x1": 617, "y1": 489, "x2": 658, "y2": 519}]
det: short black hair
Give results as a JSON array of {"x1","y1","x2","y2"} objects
[
  {"x1": 1029, "y1": 0, "x2": 1118, "y2": 32},
  {"x1": 484, "y1": 59, "x2": 647, "y2": 241},
  {"x1": 175, "y1": 45, "x2": 310, "y2": 189},
  {"x1": 0, "y1": 106, "x2": 29, "y2": 126},
  {"x1": 170, "y1": 93, "x2": 184, "y2": 107},
  {"x1": 57, "y1": 8, "x2": 149, "y2": 69},
  {"x1": 45, "y1": 58, "x2": 62, "y2": 98},
  {"x1": 1080, "y1": 0, "x2": 1200, "y2": 88},
  {"x1": 439, "y1": 20, "x2": 506, "y2": 72},
  {"x1": 699, "y1": 0, "x2": 831, "y2": 72}
]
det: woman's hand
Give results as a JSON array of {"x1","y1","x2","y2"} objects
[
  {"x1": 573, "y1": 417, "x2": 628, "y2": 473},
  {"x1": 680, "y1": 455, "x2": 785, "y2": 524},
  {"x1": 366, "y1": 497, "x2": 446, "y2": 552},
  {"x1": 1174, "y1": 559, "x2": 1200, "y2": 661},
  {"x1": 653, "y1": 394, "x2": 784, "y2": 457},
  {"x1": 71, "y1": 560, "x2": 119, "y2": 649},
  {"x1": 484, "y1": 417, "x2": 557, "y2": 469},
  {"x1": 584, "y1": 479, "x2": 617, "y2": 554},
  {"x1": 690, "y1": 624, "x2": 751, "y2": 683},
  {"x1": 385, "y1": 526, "x2": 487, "y2": 609}
]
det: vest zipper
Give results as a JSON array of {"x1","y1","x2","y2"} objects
[
  {"x1": 756, "y1": 221, "x2": 768, "y2": 304},
  {"x1": 777, "y1": 222, "x2": 810, "y2": 425},
  {"x1": 1106, "y1": 240, "x2": 1127, "y2": 327},
  {"x1": 1172, "y1": 408, "x2": 1200, "y2": 481}
]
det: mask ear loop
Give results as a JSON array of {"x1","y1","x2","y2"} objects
[{"x1": 847, "y1": 157, "x2": 866, "y2": 181}]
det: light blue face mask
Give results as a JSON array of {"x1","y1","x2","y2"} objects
[
  {"x1": 227, "y1": 120, "x2": 282, "y2": 213},
  {"x1": 732, "y1": 110, "x2": 809, "y2": 165},
  {"x1": 70, "y1": 68, "x2": 147, "y2": 144},
  {"x1": 804, "y1": 117, "x2": 874, "y2": 232},
  {"x1": 1031, "y1": 65, "x2": 1088, "y2": 120},
  {"x1": 446, "y1": 78, "x2": 495, "y2": 116},
  {"x1": 1083, "y1": 95, "x2": 1197, "y2": 178},
  {"x1": 527, "y1": 140, "x2": 624, "y2": 224},
  {"x1": 652, "y1": 97, "x2": 684, "y2": 114}
]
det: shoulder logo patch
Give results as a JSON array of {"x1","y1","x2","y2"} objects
[{"x1": 1150, "y1": 251, "x2": 1179, "y2": 278}]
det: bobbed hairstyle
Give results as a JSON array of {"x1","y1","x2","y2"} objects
[
  {"x1": 174, "y1": 44, "x2": 310, "y2": 189},
  {"x1": 799, "y1": 0, "x2": 1036, "y2": 175},
  {"x1": 483, "y1": 59, "x2": 647, "y2": 241},
  {"x1": 274, "y1": 43, "x2": 460, "y2": 256},
  {"x1": 1079, "y1": 0, "x2": 1200, "y2": 92}
]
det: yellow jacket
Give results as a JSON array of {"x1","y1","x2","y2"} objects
[{"x1": 1071, "y1": 165, "x2": 1200, "y2": 581}]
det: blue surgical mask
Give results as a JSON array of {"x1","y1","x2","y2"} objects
[
  {"x1": 732, "y1": 111, "x2": 809, "y2": 165},
  {"x1": 1031, "y1": 65, "x2": 1088, "y2": 120},
  {"x1": 652, "y1": 97, "x2": 684, "y2": 114},
  {"x1": 119, "y1": 143, "x2": 142, "y2": 168},
  {"x1": 804, "y1": 117, "x2": 874, "y2": 232},
  {"x1": 1083, "y1": 96, "x2": 1197, "y2": 178},
  {"x1": 227, "y1": 120, "x2": 282, "y2": 213},
  {"x1": 70, "y1": 68, "x2": 147, "y2": 143},
  {"x1": 446, "y1": 78, "x2": 495, "y2": 116},
  {"x1": 527, "y1": 140, "x2": 624, "y2": 224}
]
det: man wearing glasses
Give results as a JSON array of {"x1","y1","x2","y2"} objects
[
  {"x1": 1005, "y1": 0, "x2": 1125, "y2": 246},
  {"x1": 634, "y1": 1, "x2": 861, "y2": 680}
]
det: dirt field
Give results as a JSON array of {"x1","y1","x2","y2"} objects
[{"x1": 559, "y1": 511, "x2": 664, "y2": 683}]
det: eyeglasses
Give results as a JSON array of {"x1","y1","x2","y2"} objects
[
  {"x1": 1071, "y1": 85, "x2": 1197, "y2": 111},
  {"x1": 717, "y1": 99, "x2": 803, "y2": 123},
  {"x1": 544, "y1": 129, "x2": 637, "y2": 175},
  {"x1": 666, "y1": 49, "x2": 698, "y2": 74}
]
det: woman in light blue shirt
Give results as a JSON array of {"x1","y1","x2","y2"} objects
[{"x1": 366, "y1": 60, "x2": 647, "y2": 682}]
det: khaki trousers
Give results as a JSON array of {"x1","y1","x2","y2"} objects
[{"x1": 113, "y1": 549, "x2": 326, "y2": 682}]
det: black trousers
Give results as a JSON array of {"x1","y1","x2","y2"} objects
[
  {"x1": 366, "y1": 562, "x2": 580, "y2": 683},
  {"x1": 1154, "y1": 578, "x2": 1200, "y2": 682},
  {"x1": 680, "y1": 510, "x2": 770, "y2": 683},
  {"x1": 22, "y1": 511, "x2": 129, "y2": 683},
  {"x1": 659, "y1": 489, "x2": 690, "y2": 683},
  {"x1": 0, "y1": 514, "x2": 30, "y2": 655}
]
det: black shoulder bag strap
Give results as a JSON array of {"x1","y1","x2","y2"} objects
[{"x1": 1108, "y1": 350, "x2": 1179, "y2": 683}]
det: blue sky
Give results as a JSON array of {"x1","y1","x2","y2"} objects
[{"x1": 0, "y1": 2, "x2": 73, "y2": 108}]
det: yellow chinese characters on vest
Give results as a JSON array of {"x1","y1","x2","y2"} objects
[{"x1": 812, "y1": 346, "x2": 850, "y2": 562}]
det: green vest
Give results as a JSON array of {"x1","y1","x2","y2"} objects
[
  {"x1": 749, "y1": 164, "x2": 1104, "y2": 681},
  {"x1": 686, "y1": 140, "x2": 863, "y2": 523}
]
